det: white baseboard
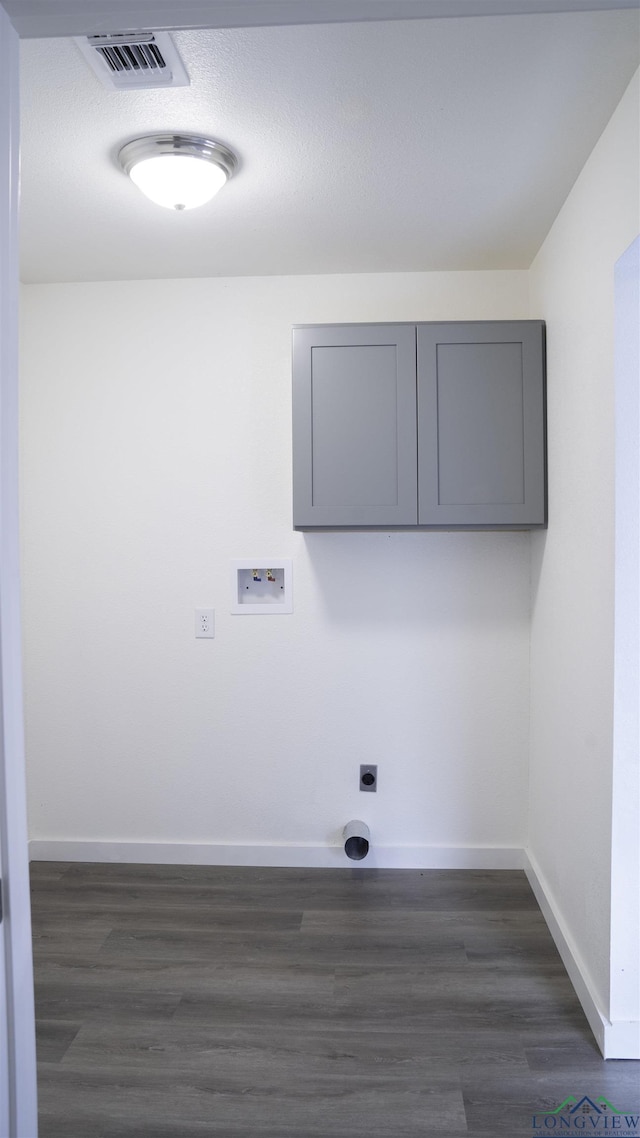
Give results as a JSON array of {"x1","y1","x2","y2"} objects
[
  {"x1": 524, "y1": 850, "x2": 640, "y2": 1060},
  {"x1": 28, "y1": 839, "x2": 524, "y2": 871}
]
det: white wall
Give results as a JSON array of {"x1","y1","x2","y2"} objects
[
  {"x1": 21, "y1": 269, "x2": 531, "y2": 866},
  {"x1": 0, "y1": 5, "x2": 38, "y2": 1134},
  {"x1": 527, "y1": 70, "x2": 639, "y2": 1054},
  {"x1": 611, "y1": 235, "x2": 640, "y2": 1051}
]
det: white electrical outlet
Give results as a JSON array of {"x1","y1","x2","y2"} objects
[{"x1": 195, "y1": 609, "x2": 215, "y2": 638}]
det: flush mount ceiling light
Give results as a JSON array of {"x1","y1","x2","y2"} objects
[{"x1": 118, "y1": 134, "x2": 238, "y2": 211}]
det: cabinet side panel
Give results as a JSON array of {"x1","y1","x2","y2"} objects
[
  {"x1": 292, "y1": 327, "x2": 314, "y2": 525},
  {"x1": 521, "y1": 322, "x2": 547, "y2": 526}
]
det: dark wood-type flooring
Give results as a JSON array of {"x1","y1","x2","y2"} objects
[{"x1": 30, "y1": 863, "x2": 640, "y2": 1138}]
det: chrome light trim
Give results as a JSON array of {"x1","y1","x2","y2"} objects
[{"x1": 118, "y1": 134, "x2": 238, "y2": 180}]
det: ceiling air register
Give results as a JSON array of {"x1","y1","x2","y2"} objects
[{"x1": 75, "y1": 31, "x2": 189, "y2": 90}]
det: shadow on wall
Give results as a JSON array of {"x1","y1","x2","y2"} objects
[
  {"x1": 530, "y1": 527, "x2": 548, "y2": 617},
  {"x1": 303, "y1": 529, "x2": 531, "y2": 628},
  {"x1": 298, "y1": 528, "x2": 530, "y2": 846}
]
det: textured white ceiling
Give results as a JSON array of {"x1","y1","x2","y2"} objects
[
  {"x1": 7, "y1": 0, "x2": 640, "y2": 37},
  {"x1": 19, "y1": 9, "x2": 640, "y2": 282}
]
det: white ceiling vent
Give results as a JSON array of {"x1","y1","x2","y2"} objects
[{"x1": 75, "y1": 31, "x2": 189, "y2": 90}]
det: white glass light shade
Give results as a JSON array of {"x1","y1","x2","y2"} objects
[
  {"x1": 118, "y1": 135, "x2": 237, "y2": 211},
  {"x1": 129, "y1": 154, "x2": 227, "y2": 210}
]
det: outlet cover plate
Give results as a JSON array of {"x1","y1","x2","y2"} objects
[
  {"x1": 360, "y1": 764, "x2": 377, "y2": 792},
  {"x1": 195, "y1": 609, "x2": 215, "y2": 638},
  {"x1": 231, "y1": 559, "x2": 293, "y2": 614}
]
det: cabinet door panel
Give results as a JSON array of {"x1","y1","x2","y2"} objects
[
  {"x1": 417, "y1": 322, "x2": 546, "y2": 527},
  {"x1": 293, "y1": 325, "x2": 417, "y2": 527}
]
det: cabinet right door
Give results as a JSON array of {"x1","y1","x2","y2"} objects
[{"x1": 417, "y1": 321, "x2": 546, "y2": 528}]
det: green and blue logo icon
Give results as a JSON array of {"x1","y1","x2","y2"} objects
[{"x1": 532, "y1": 1096, "x2": 639, "y2": 1135}]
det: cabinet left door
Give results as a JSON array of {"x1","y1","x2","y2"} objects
[{"x1": 292, "y1": 324, "x2": 417, "y2": 527}]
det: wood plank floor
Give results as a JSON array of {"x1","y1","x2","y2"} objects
[{"x1": 30, "y1": 863, "x2": 640, "y2": 1138}]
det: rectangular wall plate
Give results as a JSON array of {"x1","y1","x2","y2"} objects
[
  {"x1": 360, "y1": 764, "x2": 377, "y2": 792},
  {"x1": 231, "y1": 559, "x2": 293, "y2": 614},
  {"x1": 194, "y1": 609, "x2": 215, "y2": 638}
]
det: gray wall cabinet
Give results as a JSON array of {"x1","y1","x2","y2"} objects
[{"x1": 292, "y1": 320, "x2": 546, "y2": 530}]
